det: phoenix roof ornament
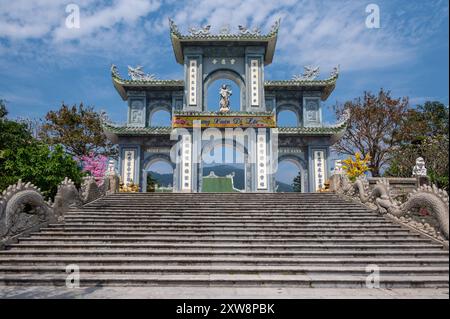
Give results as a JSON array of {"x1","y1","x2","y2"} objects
[
  {"x1": 188, "y1": 24, "x2": 211, "y2": 36},
  {"x1": 331, "y1": 64, "x2": 340, "y2": 78},
  {"x1": 127, "y1": 66, "x2": 157, "y2": 81},
  {"x1": 292, "y1": 66, "x2": 320, "y2": 81},
  {"x1": 238, "y1": 25, "x2": 261, "y2": 36},
  {"x1": 168, "y1": 18, "x2": 181, "y2": 36},
  {"x1": 269, "y1": 18, "x2": 281, "y2": 35}
]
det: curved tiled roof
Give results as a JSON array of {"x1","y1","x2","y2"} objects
[
  {"x1": 275, "y1": 122, "x2": 347, "y2": 136},
  {"x1": 111, "y1": 64, "x2": 338, "y2": 101},
  {"x1": 102, "y1": 121, "x2": 347, "y2": 137},
  {"x1": 102, "y1": 122, "x2": 173, "y2": 135},
  {"x1": 169, "y1": 18, "x2": 280, "y2": 65},
  {"x1": 111, "y1": 65, "x2": 183, "y2": 100},
  {"x1": 265, "y1": 73, "x2": 338, "y2": 100}
]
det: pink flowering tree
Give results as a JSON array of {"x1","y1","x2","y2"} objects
[{"x1": 80, "y1": 153, "x2": 108, "y2": 185}]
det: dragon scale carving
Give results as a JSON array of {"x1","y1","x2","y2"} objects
[
  {"x1": 0, "y1": 180, "x2": 54, "y2": 239},
  {"x1": 1, "y1": 172, "x2": 120, "y2": 244},
  {"x1": 330, "y1": 174, "x2": 449, "y2": 240}
]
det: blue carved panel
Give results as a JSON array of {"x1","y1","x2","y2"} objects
[
  {"x1": 129, "y1": 99, "x2": 145, "y2": 127},
  {"x1": 303, "y1": 98, "x2": 321, "y2": 127}
]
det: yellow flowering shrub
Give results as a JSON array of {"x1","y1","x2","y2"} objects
[{"x1": 342, "y1": 152, "x2": 371, "y2": 181}]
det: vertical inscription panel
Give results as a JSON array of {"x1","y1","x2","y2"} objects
[
  {"x1": 250, "y1": 59, "x2": 259, "y2": 107},
  {"x1": 181, "y1": 134, "x2": 192, "y2": 191},
  {"x1": 188, "y1": 60, "x2": 197, "y2": 106},
  {"x1": 122, "y1": 149, "x2": 136, "y2": 186},
  {"x1": 257, "y1": 131, "x2": 267, "y2": 190},
  {"x1": 313, "y1": 150, "x2": 326, "y2": 191}
]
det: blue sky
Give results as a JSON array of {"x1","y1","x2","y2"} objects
[{"x1": 0, "y1": 0, "x2": 448, "y2": 183}]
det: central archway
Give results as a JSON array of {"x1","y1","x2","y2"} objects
[{"x1": 199, "y1": 138, "x2": 249, "y2": 192}]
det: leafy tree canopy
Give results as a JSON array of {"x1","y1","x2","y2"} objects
[
  {"x1": 333, "y1": 89, "x2": 409, "y2": 176},
  {"x1": 1, "y1": 143, "x2": 84, "y2": 199},
  {"x1": 0, "y1": 102, "x2": 84, "y2": 199},
  {"x1": 39, "y1": 103, "x2": 117, "y2": 159},
  {"x1": 292, "y1": 172, "x2": 302, "y2": 192},
  {"x1": 386, "y1": 101, "x2": 449, "y2": 190},
  {"x1": 0, "y1": 100, "x2": 33, "y2": 152}
]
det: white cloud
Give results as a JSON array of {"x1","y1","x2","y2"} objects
[
  {"x1": 53, "y1": 0, "x2": 161, "y2": 41},
  {"x1": 0, "y1": 0, "x2": 447, "y2": 74}
]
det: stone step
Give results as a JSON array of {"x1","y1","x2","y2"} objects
[
  {"x1": 72, "y1": 209, "x2": 372, "y2": 214},
  {"x1": 64, "y1": 215, "x2": 383, "y2": 220},
  {"x1": 0, "y1": 265, "x2": 447, "y2": 276},
  {"x1": 32, "y1": 230, "x2": 420, "y2": 237},
  {"x1": 51, "y1": 222, "x2": 399, "y2": 228},
  {"x1": 0, "y1": 249, "x2": 447, "y2": 257},
  {"x1": 0, "y1": 273, "x2": 447, "y2": 288},
  {"x1": 65, "y1": 212, "x2": 377, "y2": 217},
  {"x1": 79, "y1": 202, "x2": 368, "y2": 206},
  {"x1": 17, "y1": 237, "x2": 433, "y2": 244},
  {"x1": 7, "y1": 243, "x2": 444, "y2": 251},
  {"x1": 42, "y1": 224, "x2": 404, "y2": 234},
  {"x1": 1, "y1": 256, "x2": 447, "y2": 267}
]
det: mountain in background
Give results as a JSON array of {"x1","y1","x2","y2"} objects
[
  {"x1": 148, "y1": 165, "x2": 295, "y2": 192},
  {"x1": 148, "y1": 172, "x2": 173, "y2": 187}
]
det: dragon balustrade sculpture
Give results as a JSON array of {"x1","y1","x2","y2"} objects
[
  {"x1": 0, "y1": 172, "x2": 120, "y2": 244},
  {"x1": 330, "y1": 173, "x2": 449, "y2": 241},
  {"x1": 0, "y1": 180, "x2": 55, "y2": 240}
]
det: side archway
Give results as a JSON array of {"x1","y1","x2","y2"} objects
[
  {"x1": 142, "y1": 154, "x2": 175, "y2": 192},
  {"x1": 276, "y1": 154, "x2": 308, "y2": 192}
]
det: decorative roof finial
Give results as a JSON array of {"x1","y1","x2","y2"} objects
[
  {"x1": 331, "y1": 64, "x2": 340, "y2": 78},
  {"x1": 219, "y1": 24, "x2": 230, "y2": 35},
  {"x1": 188, "y1": 24, "x2": 211, "y2": 36},
  {"x1": 238, "y1": 25, "x2": 261, "y2": 36},
  {"x1": 168, "y1": 18, "x2": 181, "y2": 36},
  {"x1": 292, "y1": 66, "x2": 320, "y2": 81},
  {"x1": 269, "y1": 18, "x2": 281, "y2": 35},
  {"x1": 127, "y1": 65, "x2": 157, "y2": 81},
  {"x1": 111, "y1": 64, "x2": 120, "y2": 77}
]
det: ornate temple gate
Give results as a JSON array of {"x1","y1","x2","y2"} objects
[{"x1": 103, "y1": 18, "x2": 347, "y2": 193}]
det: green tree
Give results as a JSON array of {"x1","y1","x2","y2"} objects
[
  {"x1": 398, "y1": 101, "x2": 449, "y2": 144},
  {"x1": 0, "y1": 101, "x2": 84, "y2": 198},
  {"x1": 39, "y1": 103, "x2": 117, "y2": 158},
  {"x1": 333, "y1": 89, "x2": 409, "y2": 176},
  {"x1": 292, "y1": 172, "x2": 302, "y2": 192},
  {"x1": 1, "y1": 143, "x2": 84, "y2": 199},
  {"x1": 385, "y1": 101, "x2": 449, "y2": 189},
  {"x1": 146, "y1": 173, "x2": 157, "y2": 192},
  {"x1": 0, "y1": 100, "x2": 34, "y2": 152}
]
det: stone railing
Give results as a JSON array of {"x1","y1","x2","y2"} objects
[
  {"x1": 0, "y1": 172, "x2": 119, "y2": 248},
  {"x1": 329, "y1": 173, "x2": 449, "y2": 244}
]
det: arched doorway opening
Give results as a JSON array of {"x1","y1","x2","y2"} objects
[
  {"x1": 201, "y1": 141, "x2": 246, "y2": 192},
  {"x1": 142, "y1": 157, "x2": 174, "y2": 192},
  {"x1": 275, "y1": 157, "x2": 305, "y2": 192}
]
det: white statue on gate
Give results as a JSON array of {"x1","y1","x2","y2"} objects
[
  {"x1": 412, "y1": 157, "x2": 427, "y2": 177},
  {"x1": 219, "y1": 84, "x2": 232, "y2": 113}
]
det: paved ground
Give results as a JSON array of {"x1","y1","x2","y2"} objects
[{"x1": 0, "y1": 286, "x2": 448, "y2": 299}]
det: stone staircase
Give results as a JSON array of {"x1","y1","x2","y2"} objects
[{"x1": 0, "y1": 193, "x2": 448, "y2": 288}]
